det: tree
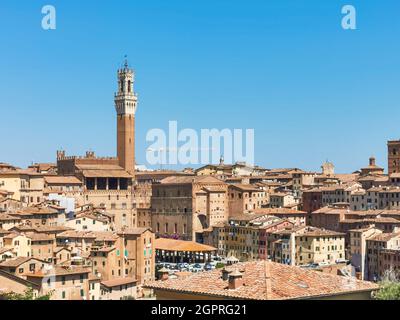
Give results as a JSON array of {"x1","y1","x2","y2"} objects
[
  {"x1": 375, "y1": 269, "x2": 400, "y2": 300},
  {"x1": 0, "y1": 287, "x2": 53, "y2": 300}
]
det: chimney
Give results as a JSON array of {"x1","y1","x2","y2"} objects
[
  {"x1": 228, "y1": 269, "x2": 243, "y2": 290},
  {"x1": 369, "y1": 157, "x2": 376, "y2": 167},
  {"x1": 158, "y1": 267, "x2": 169, "y2": 281},
  {"x1": 221, "y1": 268, "x2": 231, "y2": 281}
]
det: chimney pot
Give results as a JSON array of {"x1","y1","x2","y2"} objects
[
  {"x1": 158, "y1": 267, "x2": 169, "y2": 281},
  {"x1": 228, "y1": 269, "x2": 243, "y2": 290}
]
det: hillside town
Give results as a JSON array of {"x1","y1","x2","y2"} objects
[{"x1": 1, "y1": 62, "x2": 399, "y2": 300}]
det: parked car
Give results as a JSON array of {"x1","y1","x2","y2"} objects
[
  {"x1": 204, "y1": 263, "x2": 213, "y2": 271},
  {"x1": 335, "y1": 259, "x2": 348, "y2": 264},
  {"x1": 177, "y1": 263, "x2": 186, "y2": 270},
  {"x1": 192, "y1": 263, "x2": 203, "y2": 272},
  {"x1": 318, "y1": 262, "x2": 330, "y2": 267},
  {"x1": 169, "y1": 264, "x2": 179, "y2": 271}
]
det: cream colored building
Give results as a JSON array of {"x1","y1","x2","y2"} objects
[
  {"x1": 65, "y1": 213, "x2": 111, "y2": 232},
  {"x1": 269, "y1": 226, "x2": 345, "y2": 266},
  {"x1": 0, "y1": 170, "x2": 44, "y2": 206},
  {"x1": 349, "y1": 226, "x2": 382, "y2": 280},
  {"x1": 2, "y1": 233, "x2": 32, "y2": 258},
  {"x1": 366, "y1": 232, "x2": 400, "y2": 281},
  {"x1": 100, "y1": 277, "x2": 138, "y2": 300},
  {"x1": 26, "y1": 266, "x2": 91, "y2": 300},
  {"x1": 268, "y1": 192, "x2": 297, "y2": 209}
]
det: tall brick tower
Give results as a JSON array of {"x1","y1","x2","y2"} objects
[
  {"x1": 115, "y1": 59, "x2": 137, "y2": 174},
  {"x1": 388, "y1": 140, "x2": 400, "y2": 175}
]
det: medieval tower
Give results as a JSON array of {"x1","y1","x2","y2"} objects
[{"x1": 114, "y1": 59, "x2": 137, "y2": 174}]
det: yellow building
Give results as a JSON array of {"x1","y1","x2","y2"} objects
[{"x1": 269, "y1": 226, "x2": 345, "y2": 266}]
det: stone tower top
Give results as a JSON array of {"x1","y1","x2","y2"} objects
[{"x1": 114, "y1": 58, "x2": 138, "y2": 116}]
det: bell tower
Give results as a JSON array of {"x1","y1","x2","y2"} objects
[{"x1": 114, "y1": 59, "x2": 137, "y2": 174}]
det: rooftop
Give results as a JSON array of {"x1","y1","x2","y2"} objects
[
  {"x1": 101, "y1": 277, "x2": 137, "y2": 288},
  {"x1": 155, "y1": 238, "x2": 217, "y2": 252},
  {"x1": 144, "y1": 261, "x2": 378, "y2": 300}
]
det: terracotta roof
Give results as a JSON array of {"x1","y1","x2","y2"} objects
[
  {"x1": 89, "y1": 274, "x2": 101, "y2": 281},
  {"x1": 82, "y1": 169, "x2": 133, "y2": 178},
  {"x1": 101, "y1": 277, "x2": 137, "y2": 288},
  {"x1": 91, "y1": 246, "x2": 115, "y2": 253},
  {"x1": 25, "y1": 232, "x2": 55, "y2": 242},
  {"x1": 254, "y1": 208, "x2": 306, "y2": 215},
  {"x1": 91, "y1": 231, "x2": 119, "y2": 242},
  {"x1": 0, "y1": 228, "x2": 11, "y2": 235},
  {"x1": 56, "y1": 230, "x2": 97, "y2": 239},
  {"x1": 160, "y1": 176, "x2": 224, "y2": 185},
  {"x1": 26, "y1": 266, "x2": 90, "y2": 277},
  {"x1": 0, "y1": 214, "x2": 21, "y2": 221},
  {"x1": 44, "y1": 176, "x2": 82, "y2": 184},
  {"x1": 298, "y1": 227, "x2": 345, "y2": 237},
  {"x1": 54, "y1": 247, "x2": 71, "y2": 253},
  {"x1": 0, "y1": 257, "x2": 42, "y2": 268},
  {"x1": 0, "y1": 247, "x2": 13, "y2": 255},
  {"x1": 144, "y1": 261, "x2": 378, "y2": 300},
  {"x1": 228, "y1": 184, "x2": 261, "y2": 192},
  {"x1": 155, "y1": 238, "x2": 217, "y2": 252},
  {"x1": 117, "y1": 228, "x2": 150, "y2": 236},
  {"x1": 0, "y1": 269, "x2": 40, "y2": 292},
  {"x1": 367, "y1": 232, "x2": 400, "y2": 242},
  {"x1": 3, "y1": 232, "x2": 29, "y2": 240},
  {"x1": 12, "y1": 206, "x2": 59, "y2": 216},
  {"x1": 76, "y1": 164, "x2": 123, "y2": 171},
  {"x1": 202, "y1": 186, "x2": 227, "y2": 193},
  {"x1": 35, "y1": 225, "x2": 72, "y2": 233}
]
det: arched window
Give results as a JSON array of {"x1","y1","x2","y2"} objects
[{"x1": 128, "y1": 80, "x2": 131, "y2": 93}]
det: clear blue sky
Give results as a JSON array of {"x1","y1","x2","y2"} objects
[{"x1": 1, "y1": 0, "x2": 400, "y2": 173}]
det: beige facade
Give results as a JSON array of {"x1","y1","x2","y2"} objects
[
  {"x1": 0, "y1": 257, "x2": 49, "y2": 277},
  {"x1": 100, "y1": 277, "x2": 138, "y2": 300},
  {"x1": 0, "y1": 269, "x2": 40, "y2": 296},
  {"x1": 349, "y1": 226, "x2": 382, "y2": 280},
  {"x1": 2, "y1": 233, "x2": 32, "y2": 258},
  {"x1": 0, "y1": 171, "x2": 44, "y2": 205},
  {"x1": 228, "y1": 184, "x2": 266, "y2": 215},
  {"x1": 65, "y1": 215, "x2": 111, "y2": 232},
  {"x1": 268, "y1": 226, "x2": 345, "y2": 266},
  {"x1": 151, "y1": 176, "x2": 228, "y2": 242},
  {"x1": 269, "y1": 192, "x2": 297, "y2": 208},
  {"x1": 26, "y1": 266, "x2": 91, "y2": 300},
  {"x1": 366, "y1": 232, "x2": 400, "y2": 281}
]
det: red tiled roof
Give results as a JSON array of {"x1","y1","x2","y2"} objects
[{"x1": 144, "y1": 261, "x2": 378, "y2": 300}]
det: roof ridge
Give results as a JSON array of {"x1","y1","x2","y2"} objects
[{"x1": 264, "y1": 260, "x2": 272, "y2": 299}]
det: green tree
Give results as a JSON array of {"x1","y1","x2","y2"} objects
[
  {"x1": 375, "y1": 269, "x2": 400, "y2": 300},
  {"x1": 0, "y1": 287, "x2": 53, "y2": 300}
]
